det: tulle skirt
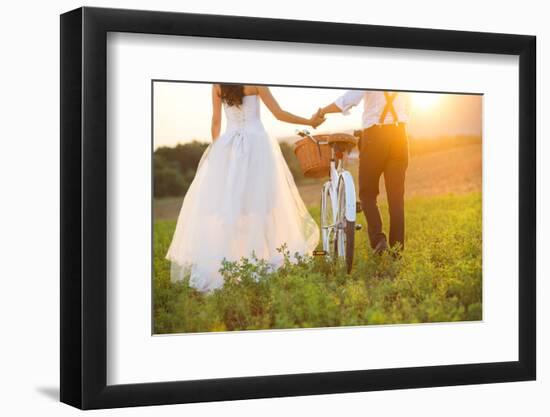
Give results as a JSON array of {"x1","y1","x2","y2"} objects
[{"x1": 165, "y1": 125, "x2": 319, "y2": 292}]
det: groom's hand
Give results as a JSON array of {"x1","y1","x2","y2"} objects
[{"x1": 310, "y1": 108, "x2": 326, "y2": 129}]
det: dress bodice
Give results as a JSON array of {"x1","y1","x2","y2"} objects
[{"x1": 223, "y1": 95, "x2": 262, "y2": 131}]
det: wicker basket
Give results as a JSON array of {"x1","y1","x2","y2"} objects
[{"x1": 294, "y1": 135, "x2": 331, "y2": 178}]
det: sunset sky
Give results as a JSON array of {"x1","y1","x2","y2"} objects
[{"x1": 153, "y1": 82, "x2": 482, "y2": 149}]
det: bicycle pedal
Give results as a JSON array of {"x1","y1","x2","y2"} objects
[
  {"x1": 355, "y1": 224, "x2": 363, "y2": 231},
  {"x1": 312, "y1": 250, "x2": 327, "y2": 256},
  {"x1": 356, "y1": 202, "x2": 362, "y2": 213}
]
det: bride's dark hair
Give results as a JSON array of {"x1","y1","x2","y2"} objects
[{"x1": 220, "y1": 84, "x2": 245, "y2": 107}]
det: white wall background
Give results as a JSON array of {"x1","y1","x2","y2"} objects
[{"x1": 0, "y1": 0, "x2": 546, "y2": 415}]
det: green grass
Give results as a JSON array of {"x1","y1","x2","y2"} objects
[{"x1": 153, "y1": 192, "x2": 482, "y2": 334}]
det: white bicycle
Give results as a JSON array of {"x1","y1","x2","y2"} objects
[{"x1": 296, "y1": 130, "x2": 361, "y2": 273}]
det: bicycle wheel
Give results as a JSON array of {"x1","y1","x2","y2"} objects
[
  {"x1": 336, "y1": 177, "x2": 355, "y2": 273},
  {"x1": 320, "y1": 182, "x2": 336, "y2": 258}
]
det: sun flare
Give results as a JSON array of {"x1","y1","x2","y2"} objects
[{"x1": 411, "y1": 93, "x2": 441, "y2": 111}]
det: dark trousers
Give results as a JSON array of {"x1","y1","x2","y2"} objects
[{"x1": 358, "y1": 124, "x2": 409, "y2": 250}]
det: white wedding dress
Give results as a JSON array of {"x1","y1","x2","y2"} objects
[{"x1": 166, "y1": 95, "x2": 319, "y2": 292}]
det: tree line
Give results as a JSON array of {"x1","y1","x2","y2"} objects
[{"x1": 154, "y1": 141, "x2": 305, "y2": 198}]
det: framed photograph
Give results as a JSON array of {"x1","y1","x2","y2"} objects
[{"x1": 60, "y1": 6, "x2": 536, "y2": 409}]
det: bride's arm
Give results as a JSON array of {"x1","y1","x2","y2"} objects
[
  {"x1": 258, "y1": 86, "x2": 324, "y2": 128},
  {"x1": 211, "y1": 84, "x2": 222, "y2": 140}
]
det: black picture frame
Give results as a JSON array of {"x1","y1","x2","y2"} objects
[{"x1": 60, "y1": 6, "x2": 536, "y2": 410}]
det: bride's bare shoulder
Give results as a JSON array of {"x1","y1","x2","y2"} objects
[
  {"x1": 244, "y1": 85, "x2": 264, "y2": 96},
  {"x1": 212, "y1": 84, "x2": 222, "y2": 95}
]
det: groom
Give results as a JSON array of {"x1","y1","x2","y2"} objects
[{"x1": 316, "y1": 91, "x2": 411, "y2": 254}]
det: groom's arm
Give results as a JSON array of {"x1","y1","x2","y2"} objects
[
  {"x1": 320, "y1": 90, "x2": 364, "y2": 116},
  {"x1": 319, "y1": 102, "x2": 341, "y2": 116}
]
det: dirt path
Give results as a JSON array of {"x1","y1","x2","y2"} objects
[{"x1": 296, "y1": 143, "x2": 481, "y2": 207}]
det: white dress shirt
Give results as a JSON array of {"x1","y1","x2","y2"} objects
[{"x1": 334, "y1": 90, "x2": 411, "y2": 129}]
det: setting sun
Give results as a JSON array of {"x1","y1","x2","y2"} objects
[{"x1": 411, "y1": 93, "x2": 441, "y2": 111}]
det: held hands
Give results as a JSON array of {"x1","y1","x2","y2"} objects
[{"x1": 309, "y1": 108, "x2": 326, "y2": 129}]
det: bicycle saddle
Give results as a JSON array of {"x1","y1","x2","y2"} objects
[{"x1": 327, "y1": 133, "x2": 358, "y2": 151}]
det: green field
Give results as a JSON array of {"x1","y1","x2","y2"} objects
[{"x1": 154, "y1": 192, "x2": 482, "y2": 334}]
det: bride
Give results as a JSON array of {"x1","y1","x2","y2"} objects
[{"x1": 166, "y1": 84, "x2": 325, "y2": 292}]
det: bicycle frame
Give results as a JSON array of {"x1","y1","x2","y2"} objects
[
  {"x1": 296, "y1": 129, "x2": 357, "y2": 257},
  {"x1": 296, "y1": 128, "x2": 360, "y2": 270}
]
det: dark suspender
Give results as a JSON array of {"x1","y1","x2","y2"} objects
[{"x1": 379, "y1": 92, "x2": 398, "y2": 124}]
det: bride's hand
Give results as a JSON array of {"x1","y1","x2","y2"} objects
[{"x1": 309, "y1": 108, "x2": 326, "y2": 129}]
